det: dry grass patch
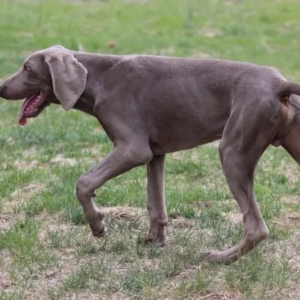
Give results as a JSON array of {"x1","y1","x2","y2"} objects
[
  {"x1": 0, "y1": 199, "x2": 298, "y2": 299},
  {"x1": 0, "y1": 250, "x2": 16, "y2": 297},
  {"x1": 10, "y1": 182, "x2": 45, "y2": 204},
  {"x1": 101, "y1": 205, "x2": 147, "y2": 222},
  {"x1": 281, "y1": 195, "x2": 300, "y2": 205},
  {"x1": 277, "y1": 161, "x2": 299, "y2": 188},
  {"x1": 198, "y1": 28, "x2": 224, "y2": 38},
  {"x1": 14, "y1": 159, "x2": 40, "y2": 171},
  {"x1": 50, "y1": 154, "x2": 77, "y2": 167},
  {"x1": 0, "y1": 182, "x2": 45, "y2": 231}
]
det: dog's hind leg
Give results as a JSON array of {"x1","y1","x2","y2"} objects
[
  {"x1": 205, "y1": 98, "x2": 278, "y2": 263},
  {"x1": 146, "y1": 154, "x2": 168, "y2": 246},
  {"x1": 206, "y1": 140, "x2": 269, "y2": 263}
]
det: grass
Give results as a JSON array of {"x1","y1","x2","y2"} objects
[{"x1": 0, "y1": 0, "x2": 300, "y2": 299}]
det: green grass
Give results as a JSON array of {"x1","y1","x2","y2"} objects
[{"x1": 1, "y1": 0, "x2": 300, "y2": 299}]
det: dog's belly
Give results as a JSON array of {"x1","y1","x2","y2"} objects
[
  {"x1": 149, "y1": 122, "x2": 225, "y2": 154},
  {"x1": 144, "y1": 92, "x2": 231, "y2": 154}
]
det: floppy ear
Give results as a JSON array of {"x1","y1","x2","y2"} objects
[{"x1": 45, "y1": 52, "x2": 88, "y2": 111}]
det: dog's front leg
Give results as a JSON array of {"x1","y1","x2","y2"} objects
[
  {"x1": 76, "y1": 145, "x2": 153, "y2": 237},
  {"x1": 146, "y1": 154, "x2": 168, "y2": 246}
]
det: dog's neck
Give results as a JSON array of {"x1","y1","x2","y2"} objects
[
  {"x1": 70, "y1": 52, "x2": 123, "y2": 116},
  {"x1": 73, "y1": 51, "x2": 122, "y2": 73}
]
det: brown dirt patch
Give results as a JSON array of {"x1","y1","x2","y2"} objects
[
  {"x1": 0, "y1": 271, "x2": 13, "y2": 288},
  {"x1": 273, "y1": 212, "x2": 300, "y2": 229},
  {"x1": 101, "y1": 205, "x2": 147, "y2": 221},
  {"x1": 199, "y1": 293, "x2": 244, "y2": 300},
  {"x1": 62, "y1": 291, "x2": 121, "y2": 300},
  {"x1": 225, "y1": 210, "x2": 242, "y2": 225},
  {"x1": 170, "y1": 217, "x2": 195, "y2": 229},
  {"x1": 285, "y1": 233, "x2": 300, "y2": 270},
  {"x1": 0, "y1": 214, "x2": 13, "y2": 231},
  {"x1": 0, "y1": 250, "x2": 15, "y2": 292}
]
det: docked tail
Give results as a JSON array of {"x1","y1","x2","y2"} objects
[{"x1": 278, "y1": 80, "x2": 300, "y2": 97}]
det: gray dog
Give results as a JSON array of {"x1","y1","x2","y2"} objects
[{"x1": 1, "y1": 45, "x2": 300, "y2": 263}]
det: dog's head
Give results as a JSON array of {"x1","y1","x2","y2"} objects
[{"x1": 0, "y1": 45, "x2": 88, "y2": 126}]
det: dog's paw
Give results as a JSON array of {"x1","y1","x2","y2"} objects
[
  {"x1": 203, "y1": 250, "x2": 238, "y2": 264},
  {"x1": 89, "y1": 221, "x2": 107, "y2": 238},
  {"x1": 145, "y1": 238, "x2": 166, "y2": 247},
  {"x1": 85, "y1": 209, "x2": 106, "y2": 237},
  {"x1": 145, "y1": 232, "x2": 166, "y2": 247}
]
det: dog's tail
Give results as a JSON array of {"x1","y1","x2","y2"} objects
[{"x1": 278, "y1": 80, "x2": 300, "y2": 97}]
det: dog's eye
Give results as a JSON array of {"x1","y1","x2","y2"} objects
[{"x1": 23, "y1": 64, "x2": 31, "y2": 72}]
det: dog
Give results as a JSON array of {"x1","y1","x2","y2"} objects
[{"x1": 1, "y1": 45, "x2": 300, "y2": 263}]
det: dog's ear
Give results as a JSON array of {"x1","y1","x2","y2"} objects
[{"x1": 45, "y1": 52, "x2": 88, "y2": 111}]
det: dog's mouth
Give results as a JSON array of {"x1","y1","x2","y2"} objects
[{"x1": 19, "y1": 91, "x2": 47, "y2": 126}]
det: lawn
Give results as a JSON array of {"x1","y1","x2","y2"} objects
[{"x1": 1, "y1": 0, "x2": 300, "y2": 299}]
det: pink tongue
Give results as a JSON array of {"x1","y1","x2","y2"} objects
[
  {"x1": 18, "y1": 92, "x2": 42, "y2": 126},
  {"x1": 19, "y1": 116, "x2": 27, "y2": 126},
  {"x1": 18, "y1": 95, "x2": 34, "y2": 126}
]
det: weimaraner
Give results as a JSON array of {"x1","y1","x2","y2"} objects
[{"x1": 1, "y1": 45, "x2": 300, "y2": 263}]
